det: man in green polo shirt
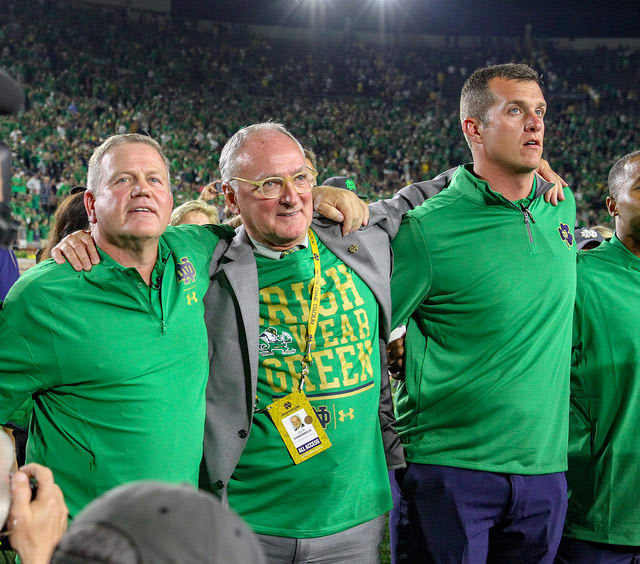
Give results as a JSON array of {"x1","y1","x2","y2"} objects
[
  {"x1": 389, "y1": 64, "x2": 577, "y2": 563},
  {"x1": 556, "y1": 151, "x2": 640, "y2": 563},
  {"x1": 0, "y1": 133, "x2": 231, "y2": 517}
]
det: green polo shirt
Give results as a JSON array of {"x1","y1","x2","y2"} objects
[
  {"x1": 391, "y1": 165, "x2": 576, "y2": 474},
  {"x1": 0, "y1": 223, "x2": 231, "y2": 517},
  {"x1": 565, "y1": 235, "x2": 640, "y2": 545}
]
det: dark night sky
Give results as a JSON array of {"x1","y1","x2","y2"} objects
[{"x1": 175, "y1": 0, "x2": 640, "y2": 38}]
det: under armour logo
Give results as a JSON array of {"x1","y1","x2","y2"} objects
[
  {"x1": 338, "y1": 408, "x2": 354, "y2": 422},
  {"x1": 186, "y1": 291, "x2": 198, "y2": 306}
]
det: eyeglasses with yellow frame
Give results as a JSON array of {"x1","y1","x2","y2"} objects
[{"x1": 231, "y1": 167, "x2": 318, "y2": 199}]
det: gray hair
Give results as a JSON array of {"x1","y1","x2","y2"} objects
[
  {"x1": 218, "y1": 123, "x2": 304, "y2": 190},
  {"x1": 608, "y1": 150, "x2": 640, "y2": 199},
  {"x1": 87, "y1": 133, "x2": 170, "y2": 193},
  {"x1": 460, "y1": 63, "x2": 540, "y2": 148}
]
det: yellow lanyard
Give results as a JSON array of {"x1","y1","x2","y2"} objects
[{"x1": 299, "y1": 229, "x2": 321, "y2": 391}]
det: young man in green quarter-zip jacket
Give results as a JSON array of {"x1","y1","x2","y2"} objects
[
  {"x1": 556, "y1": 151, "x2": 640, "y2": 564},
  {"x1": 389, "y1": 64, "x2": 577, "y2": 564}
]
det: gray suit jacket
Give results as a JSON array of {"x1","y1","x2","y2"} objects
[{"x1": 200, "y1": 170, "x2": 454, "y2": 498}]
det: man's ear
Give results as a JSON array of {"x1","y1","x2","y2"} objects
[
  {"x1": 606, "y1": 196, "x2": 618, "y2": 218},
  {"x1": 84, "y1": 190, "x2": 98, "y2": 224},
  {"x1": 222, "y1": 183, "x2": 239, "y2": 214},
  {"x1": 462, "y1": 117, "x2": 483, "y2": 145}
]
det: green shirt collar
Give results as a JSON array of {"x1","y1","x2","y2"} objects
[
  {"x1": 96, "y1": 238, "x2": 171, "y2": 280},
  {"x1": 249, "y1": 233, "x2": 309, "y2": 260},
  {"x1": 609, "y1": 233, "x2": 640, "y2": 267},
  {"x1": 453, "y1": 164, "x2": 537, "y2": 207}
]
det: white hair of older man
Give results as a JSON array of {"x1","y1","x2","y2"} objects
[{"x1": 218, "y1": 122, "x2": 304, "y2": 188}]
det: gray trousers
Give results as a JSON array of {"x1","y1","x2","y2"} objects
[{"x1": 256, "y1": 515, "x2": 385, "y2": 564}]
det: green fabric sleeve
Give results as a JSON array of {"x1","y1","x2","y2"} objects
[
  {"x1": 390, "y1": 215, "x2": 432, "y2": 329},
  {"x1": 0, "y1": 290, "x2": 50, "y2": 424}
]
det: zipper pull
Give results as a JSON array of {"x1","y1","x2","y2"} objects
[{"x1": 519, "y1": 203, "x2": 536, "y2": 224}]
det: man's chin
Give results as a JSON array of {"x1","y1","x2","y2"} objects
[
  {"x1": 271, "y1": 230, "x2": 309, "y2": 251},
  {"x1": 513, "y1": 161, "x2": 540, "y2": 175}
]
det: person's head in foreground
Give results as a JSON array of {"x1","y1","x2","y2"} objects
[
  {"x1": 51, "y1": 481, "x2": 266, "y2": 564},
  {"x1": 170, "y1": 199, "x2": 219, "y2": 226}
]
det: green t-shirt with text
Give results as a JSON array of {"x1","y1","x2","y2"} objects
[{"x1": 227, "y1": 235, "x2": 391, "y2": 537}]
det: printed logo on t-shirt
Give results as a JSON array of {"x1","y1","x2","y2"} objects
[
  {"x1": 259, "y1": 327, "x2": 296, "y2": 357},
  {"x1": 313, "y1": 405, "x2": 331, "y2": 428},
  {"x1": 557, "y1": 223, "x2": 574, "y2": 248}
]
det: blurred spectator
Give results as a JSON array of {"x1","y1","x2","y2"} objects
[
  {"x1": 0, "y1": 247, "x2": 19, "y2": 301},
  {"x1": 1, "y1": 0, "x2": 638, "y2": 235},
  {"x1": 170, "y1": 199, "x2": 219, "y2": 226},
  {"x1": 37, "y1": 189, "x2": 89, "y2": 262},
  {"x1": 51, "y1": 481, "x2": 266, "y2": 564},
  {"x1": 593, "y1": 224, "x2": 614, "y2": 240}
]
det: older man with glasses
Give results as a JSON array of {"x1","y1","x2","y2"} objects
[{"x1": 199, "y1": 122, "x2": 438, "y2": 563}]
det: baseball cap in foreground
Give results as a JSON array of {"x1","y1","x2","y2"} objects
[
  {"x1": 51, "y1": 481, "x2": 266, "y2": 564},
  {"x1": 321, "y1": 176, "x2": 366, "y2": 199},
  {"x1": 575, "y1": 227, "x2": 605, "y2": 250}
]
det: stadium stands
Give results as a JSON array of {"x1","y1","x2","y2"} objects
[{"x1": 1, "y1": 0, "x2": 639, "y2": 247}]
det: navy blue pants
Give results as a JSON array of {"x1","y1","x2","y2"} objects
[
  {"x1": 390, "y1": 463, "x2": 567, "y2": 564},
  {"x1": 555, "y1": 536, "x2": 640, "y2": 564}
]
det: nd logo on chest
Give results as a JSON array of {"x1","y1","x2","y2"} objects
[
  {"x1": 258, "y1": 264, "x2": 375, "y2": 394},
  {"x1": 176, "y1": 256, "x2": 198, "y2": 305}
]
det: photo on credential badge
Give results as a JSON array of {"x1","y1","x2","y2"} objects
[{"x1": 284, "y1": 409, "x2": 320, "y2": 454}]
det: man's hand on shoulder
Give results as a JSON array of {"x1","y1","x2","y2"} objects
[
  {"x1": 51, "y1": 230, "x2": 100, "y2": 271},
  {"x1": 313, "y1": 186, "x2": 369, "y2": 236},
  {"x1": 537, "y1": 159, "x2": 568, "y2": 206}
]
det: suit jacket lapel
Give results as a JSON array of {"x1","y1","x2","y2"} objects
[
  {"x1": 218, "y1": 227, "x2": 261, "y2": 394},
  {"x1": 312, "y1": 220, "x2": 392, "y2": 337}
]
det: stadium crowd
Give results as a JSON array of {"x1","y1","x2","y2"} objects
[
  {"x1": 2, "y1": 0, "x2": 640, "y2": 248},
  {"x1": 1, "y1": 2, "x2": 640, "y2": 564}
]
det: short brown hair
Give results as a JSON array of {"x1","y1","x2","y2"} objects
[
  {"x1": 460, "y1": 63, "x2": 540, "y2": 126},
  {"x1": 87, "y1": 134, "x2": 170, "y2": 193}
]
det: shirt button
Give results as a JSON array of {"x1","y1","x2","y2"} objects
[
  {"x1": 138, "y1": 283, "x2": 143, "y2": 288},
  {"x1": 237, "y1": 429, "x2": 248, "y2": 439}
]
